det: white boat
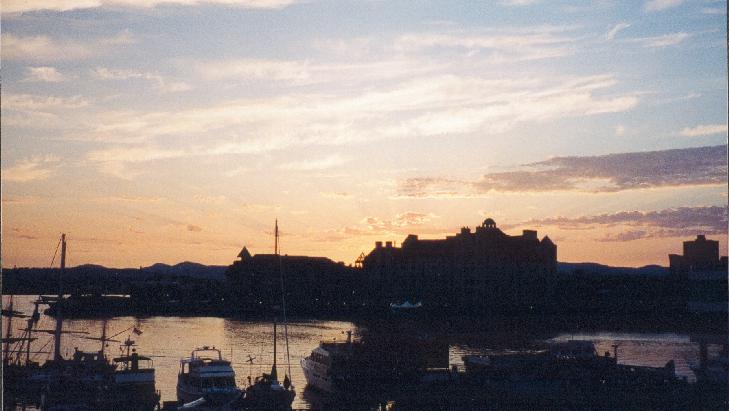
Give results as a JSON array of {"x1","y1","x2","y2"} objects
[
  {"x1": 300, "y1": 331, "x2": 355, "y2": 393},
  {"x1": 176, "y1": 346, "x2": 242, "y2": 406}
]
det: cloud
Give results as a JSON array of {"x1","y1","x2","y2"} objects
[
  {"x1": 22, "y1": 66, "x2": 66, "y2": 82},
  {"x1": 2, "y1": 94, "x2": 89, "y2": 129},
  {"x1": 2, "y1": 32, "x2": 134, "y2": 62},
  {"x1": 1, "y1": 0, "x2": 298, "y2": 13},
  {"x1": 615, "y1": 124, "x2": 626, "y2": 136},
  {"x1": 516, "y1": 206, "x2": 727, "y2": 242},
  {"x1": 91, "y1": 67, "x2": 192, "y2": 92},
  {"x1": 321, "y1": 192, "x2": 354, "y2": 199},
  {"x1": 279, "y1": 155, "x2": 349, "y2": 171},
  {"x1": 499, "y1": 0, "x2": 540, "y2": 6},
  {"x1": 394, "y1": 26, "x2": 577, "y2": 63},
  {"x1": 338, "y1": 212, "x2": 440, "y2": 237},
  {"x1": 187, "y1": 224, "x2": 203, "y2": 232},
  {"x1": 632, "y1": 32, "x2": 691, "y2": 48},
  {"x1": 701, "y1": 7, "x2": 725, "y2": 15},
  {"x1": 606, "y1": 22, "x2": 630, "y2": 40},
  {"x1": 396, "y1": 145, "x2": 728, "y2": 197},
  {"x1": 680, "y1": 124, "x2": 727, "y2": 137},
  {"x1": 644, "y1": 0, "x2": 684, "y2": 12},
  {"x1": 1, "y1": 155, "x2": 60, "y2": 182}
]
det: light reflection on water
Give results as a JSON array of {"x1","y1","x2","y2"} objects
[{"x1": 3, "y1": 295, "x2": 725, "y2": 408}]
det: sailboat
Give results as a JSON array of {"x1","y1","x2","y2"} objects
[
  {"x1": 4, "y1": 234, "x2": 161, "y2": 411},
  {"x1": 242, "y1": 220, "x2": 296, "y2": 410}
]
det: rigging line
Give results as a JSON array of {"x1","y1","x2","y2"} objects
[
  {"x1": 49, "y1": 236, "x2": 62, "y2": 267},
  {"x1": 277, "y1": 226, "x2": 292, "y2": 379},
  {"x1": 32, "y1": 337, "x2": 53, "y2": 362},
  {"x1": 109, "y1": 325, "x2": 135, "y2": 340}
]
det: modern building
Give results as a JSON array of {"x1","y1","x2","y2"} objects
[
  {"x1": 669, "y1": 235, "x2": 728, "y2": 314},
  {"x1": 362, "y1": 218, "x2": 557, "y2": 312}
]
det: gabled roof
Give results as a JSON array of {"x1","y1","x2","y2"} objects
[{"x1": 238, "y1": 246, "x2": 252, "y2": 259}]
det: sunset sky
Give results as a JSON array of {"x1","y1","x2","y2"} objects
[{"x1": 2, "y1": 0, "x2": 727, "y2": 268}]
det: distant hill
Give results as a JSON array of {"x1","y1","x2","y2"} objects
[
  {"x1": 2, "y1": 261, "x2": 229, "y2": 294},
  {"x1": 557, "y1": 262, "x2": 668, "y2": 277},
  {"x1": 3, "y1": 260, "x2": 670, "y2": 294},
  {"x1": 142, "y1": 261, "x2": 228, "y2": 280}
]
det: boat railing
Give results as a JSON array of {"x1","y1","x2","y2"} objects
[{"x1": 190, "y1": 346, "x2": 223, "y2": 361}]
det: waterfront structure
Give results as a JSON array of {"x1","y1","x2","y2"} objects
[
  {"x1": 669, "y1": 235, "x2": 728, "y2": 313},
  {"x1": 362, "y1": 218, "x2": 557, "y2": 312},
  {"x1": 225, "y1": 249, "x2": 360, "y2": 313}
]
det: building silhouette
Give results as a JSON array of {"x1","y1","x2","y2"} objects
[
  {"x1": 669, "y1": 235, "x2": 728, "y2": 314},
  {"x1": 225, "y1": 248, "x2": 361, "y2": 314},
  {"x1": 362, "y1": 218, "x2": 557, "y2": 312}
]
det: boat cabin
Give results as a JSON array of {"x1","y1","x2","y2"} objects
[{"x1": 178, "y1": 347, "x2": 237, "y2": 389}]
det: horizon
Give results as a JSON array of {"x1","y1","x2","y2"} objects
[{"x1": 2, "y1": 1, "x2": 727, "y2": 268}]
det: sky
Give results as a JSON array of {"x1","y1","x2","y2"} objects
[{"x1": 1, "y1": 0, "x2": 727, "y2": 268}]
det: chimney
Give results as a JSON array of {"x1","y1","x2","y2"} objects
[
  {"x1": 375, "y1": 241, "x2": 383, "y2": 249},
  {"x1": 385, "y1": 241, "x2": 393, "y2": 248},
  {"x1": 697, "y1": 235, "x2": 706, "y2": 241},
  {"x1": 523, "y1": 230, "x2": 538, "y2": 240}
]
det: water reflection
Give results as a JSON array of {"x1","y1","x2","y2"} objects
[{"x1": 3, "y1": 295, "x2": 726, "y2": 409}]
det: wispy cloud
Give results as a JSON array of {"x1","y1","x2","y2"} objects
[
  {"x1": 701, "y1": 7, "x2": 725, "y2": 15},
  {"x1": 279, "y1": 154, "x2": 349, "y2": 171},
  {"x1": 2, "y1": 32, "x2": 134, "y2": 61},
  {"x1": 1, "y1": 0, "x2": 299, "y2": 14},
  {"x1": 680, "y1": 124, "x2": 727, "y2": 137},
  {"x1": 606, "y1": 22, "x2": 631, "y2": 40},
  {"x1": 22, "y1": 66, "x2": 66, "y2": 82},
  {"x1": 2, "y1": 93, "x2": 90, "y2": 129},
  {"x1": 394, "y1": 26, "x2": 577, "y2": 62},
  {"x1": 632, "y1": 32, "x2": 691, "y2": 48},
  {"x1": 1, "y1": 155, "x2": 60, "y2": 182},
  {"x1": 499, "y1": 0, "x2": 540, "y2": 6},
  {"x1": 321, "y1": 192, "x2": 354, "y2": 199},
  {"x1": 78, "y1": 73, "x2": 640, "y2": 178},
  {"x1": 514, "y1": 206, "x2": 727, "y2": 242},
  {"x1": 396, "y1": 145, "x2": 728, "y2": 197},
  {"x1": 644, "y1": 0, "x2": 684, "y2": 12},
  {"x1": 91, "y1": 67, "x2": 192, "y2": 92}
]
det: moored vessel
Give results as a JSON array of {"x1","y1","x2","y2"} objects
[{"x1": 176, "y1": 346, "x2": 243, "y2": 406}]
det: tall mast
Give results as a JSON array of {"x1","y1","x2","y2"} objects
[
  {"x1": 99, "y1": 320, "x2": 108, "y2": 356},
  {"x1": 53, "y1": 234, "x2": 66, "y2": 361},
  {"x1": 274, "y1": 219, "x2": 279, "y2": 256},
  {"x1": 275, "y1": 220, "x2": 293, "y2": 381},
  {"x1": 271, "y1": 319, "x2": 277, "y2": 381},
  {"x1": 3, "y1": 295, "x2": 14, "y2": 364},
  {"x1": 26, "y1": 300, "x2": 40, "y2": 364}
]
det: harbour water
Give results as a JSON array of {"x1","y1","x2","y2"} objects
[{"x1": 3, "y1": 295, "x2": 724, "y2": 409}]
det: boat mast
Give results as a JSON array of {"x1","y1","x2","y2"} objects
[
  {"x1": 26, "y1": 300, "x2": 40, "y2": 364},
  {"x1": 3, "y1": 295, "x2": 14, "y2": 364},
  {"x1": 53, "y1": 234, "x2": 66, "y2": 361},
  {"x1": 275, "y1": 220, "x2": 293, "y2": 381},
  {"x1": 271, "y1": 319, "x2": 277, "y2": 381}
]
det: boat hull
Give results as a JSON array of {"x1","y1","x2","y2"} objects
[{"x1": 300, "y1": 357, "x2": 334, "y2": 393}]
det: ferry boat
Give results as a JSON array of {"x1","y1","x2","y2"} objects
[
  {"x1": 300, "y1": 331, "x2": 356, "y2": 393},
  {"x1": 176, "y1": 346, "x2": 243, "y2": 406}
]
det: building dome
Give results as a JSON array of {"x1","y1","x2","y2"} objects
[{"x1": 483, "y1": 218, "x2": 496, "y2": 228}]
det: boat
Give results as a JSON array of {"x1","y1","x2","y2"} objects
[
  {"x1": 300, "y1": 330, "x2": 357, "y2": 393},
  {"x1": 176, "y1": 346, "x2": 243, "y2": 406},
  {"x1": 241, "y1": 220, "x2": 296, "y2": 410},
  {"x1": 109, "y1": 335, "x2": 162, "y2": 410},
  {"x1": 2, "y1": 235, "x2": 160, "y2": 410},
  {"x1": 242, "y1": 321, "x2": 296, "y2": 410}
]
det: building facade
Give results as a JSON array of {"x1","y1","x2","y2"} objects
[
  {"x1": 669, "y1": 235, "x2": 728, "y2": 314},
  {"x1": 362, "y1": 218, "x2": 557, "y2": 312}
]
